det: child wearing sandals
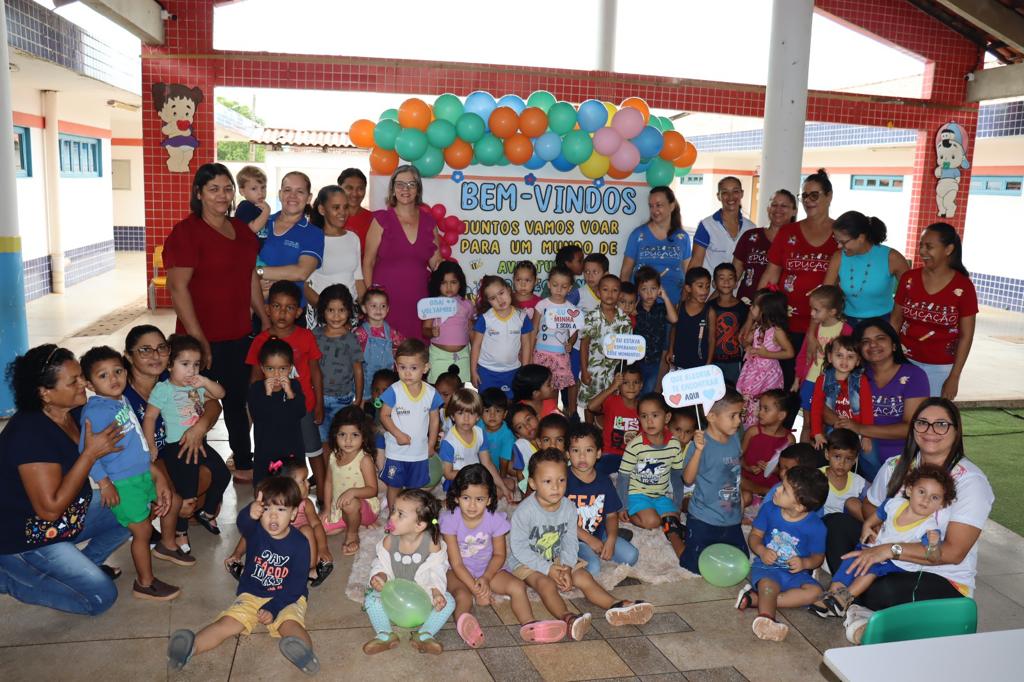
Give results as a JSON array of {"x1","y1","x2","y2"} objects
[
  {"x1": 168, "y1": 476, "x2": 320, "y2": 675},
  {"x1": 508, "y1": 448, "x2": 655, "y2": 641},
  {"x1": 363, "y1": 489, "x2": 455, "y2": 656},
  {"x1": 442, "y1": 464, "x2": 568, "y2": 647},
  {"x1": 226, "y1": 460, "x2": 333, "y2": 587},
  {"x1": 320, "y1": 405, "x2": 380, "y2": 556}
]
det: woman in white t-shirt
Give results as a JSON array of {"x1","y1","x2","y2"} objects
[
  {"x1": 305, "y1": 185, "x2": 366, "y2": 327},
  {"x1": 829, "y1": 398, "x2": 993, "y2": 618}
]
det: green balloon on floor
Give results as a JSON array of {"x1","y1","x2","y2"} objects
[
  {"x1": 698, "y1": 544, "x2": 750, "y2": 587},
  {"x1": 423, "y1": 455, "x2": 443, "y2": 490}
]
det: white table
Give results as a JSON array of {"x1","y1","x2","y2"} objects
[{"x1": 823, "y1": 628, "x2": 1023, "y2": 682}]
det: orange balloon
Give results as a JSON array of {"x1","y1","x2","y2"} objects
[
  {"x1": 620, "y1": 97, "x2": 650, "y2": 125},
  {"x1": 504, "y1": 133, "x2": 533, "y2": 165},
  {"x1": 488, "y1": 106, "x2": 520, "y2": 139},
  {"x1": 348, "y1": 119, "x2": 375, "y2": 148},
  {"x1": 444, "y1": 138, "x2": 473, "y2": 170},
  {"x1": 676, "y1": 141, "x2": 697, "y2": 168},
  {"x1": 369, "y1": 146, "x2": 399, "y2": 175},
  {"x1": 518, "y1": 107, "x2": 548, "y2": 137},
  {"x1": 660, "y1": 131, "x2": 685, "y2": 161},
  {"x1": 607, "y1": 165, "x2": 632, "y2": 179},
  {"x1": 398, "y1": 98, "x2": 432, "y2": 132}
]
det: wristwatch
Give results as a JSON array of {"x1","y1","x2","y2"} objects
[
  {"x1": 890, "y1": 543, "x2": 903, "y2": 559},
  {"x1": 256, "y1": 266, "x2": 265, "y2": 278}
]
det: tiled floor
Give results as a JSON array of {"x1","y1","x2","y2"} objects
[{"x1": 2, "y1": 255, "x2": 1023, "y2": 681}]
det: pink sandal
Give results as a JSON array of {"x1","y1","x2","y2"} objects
[
  {"x1": 519, "y1": 618, "x2": 568, "y2": 643},
  {"x1": 456, "y1": 613, "x2": 485, "y2": 648}
]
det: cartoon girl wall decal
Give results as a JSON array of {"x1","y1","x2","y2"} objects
[{"x1": 152, "y1": 83, "x2": 204, "y2": 173}]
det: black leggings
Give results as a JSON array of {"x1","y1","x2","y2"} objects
[
  {"x1": 206, "y1": 336, "x2": 252, "y2": 470},
  {"x1": 823, "y1": 512, "x2": 966, "y2": 611},
  {"x1": 781, "y1": 330, "x2": 804, "y2": 391},
  {"x1": 160, "y1": 441, "x2": 231, "y2": 514}
]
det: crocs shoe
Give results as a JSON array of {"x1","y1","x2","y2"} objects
[
  {"x1": 279, "y1": 636, "x2": 320, "y2": 675},
  {"x1": 167, "y1": 629, "x2": 195, "y2": 670}
]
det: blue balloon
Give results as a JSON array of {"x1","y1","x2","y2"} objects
[
  {"x1": 634, "y1": 158, "x2": 651, "y2": 173},
  {"x1": 577, "y1": 99, "x2": 608, "y2": 132},
  {"x1": 464, "y1": 91, "x2": 496, "y2": 123},
  {"x1": 534, "y1": 131, "x2": 562, "y2": 161},
  {"x1": 551, "y1": 152, "x2": 574, "y2": 172},
  {"x1": 523, "y1": 152, "x2": 546, "y2": 170},
  {"x1": 496, "y1": 94, "x2": 526, "y2": 115},
  {"x1": 634, "y1": 126, "x2": 665, "y2": 158}
]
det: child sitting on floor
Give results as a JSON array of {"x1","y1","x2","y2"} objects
[{"x1": 319, "y1": 406, "x2": 379, "y2": 556}]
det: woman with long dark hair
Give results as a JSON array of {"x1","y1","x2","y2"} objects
[{"x1": 619, "y1": 186, "x2": 691, "y2": 307}]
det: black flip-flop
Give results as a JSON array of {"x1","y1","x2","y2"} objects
[
  {"x1": 279, "y1": 636, "x2": 320, "y2": 675},
  {"x1": 309, "y1": 560, "x2": 334, "y2": 587},
  {"x1": 226, "y1": 559, "x2": 243, "y2": 581},
  {"x1": 100, "y1": 565, "x2": 122, "y2": 580},
  {"x1": 194, "y1": 511, "x2": 221, "y2": 535}
]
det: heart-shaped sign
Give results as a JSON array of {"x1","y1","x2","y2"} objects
[{"x1": 668, "y1": 393, "x2": 682, "y2": 406}]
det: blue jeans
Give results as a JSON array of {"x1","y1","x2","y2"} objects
[
  {"x1": 0, "y1": 493, "x2": 131, "y2": 615},
  {"x1": 910, "y1": 360, "x2": 952, "y2": 398},
  {"x1": 639, "y1": 358, "x2": 662, "y2": 394},
  {"x1": 318, "y1": 393, "x2": 355, "y2": 443},
  {"x1": 577, "y1": 527, "x2": 639, "y2": 575},
  {"x1": 679, "y1": 515, "x2": 747, "y2": 574}
]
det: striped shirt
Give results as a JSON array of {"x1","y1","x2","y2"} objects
[{"x1": 618, "y1": 431, "x2": 684, "y2": 498}]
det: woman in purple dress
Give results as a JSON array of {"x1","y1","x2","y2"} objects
[{"x1": 362, "y1": 165, "x2": 442, "y2": 341}]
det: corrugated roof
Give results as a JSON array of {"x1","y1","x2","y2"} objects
[{"x1": 252, "y1": 128, "x2": 354, "y2": 148}]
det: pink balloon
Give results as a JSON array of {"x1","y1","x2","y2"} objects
[
  {"x1": 592, "y1": 127, "x2": 623, "y2": 156},
  {"x1": 610, "y1": 141, "x2": 640, "y2": 173},
  {"x1": 452, "y1": 219, "x2": 467, "y2": 235},
  {"x1": 440, "y1": 242, "x2": 452, "y2": 258},
  {"x1": 442, "y1": 230, "x2": 460, "y2": 245},
  {"x1": 611, "y1": 107, "x2": 644, "y2": 139},
  {"x1": 431, "y1": 204, "x2": 447, "y2": 221},
  {"x1": 443, "y1": 215, "x2": 460, "y2": 233}
]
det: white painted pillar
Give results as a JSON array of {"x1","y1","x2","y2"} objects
[
  {"x1": 597, "y1": 0, "x2": 617, "y2": 72},
  {"x1": 42, "y1": 89, "x2": 64, "y2": 293},
  {"x1": 0, "y1": 0, "x2": 30, "y2": 414},
  {"x1": 758, "y1": 0, "x2": 814, "y2": 225}
]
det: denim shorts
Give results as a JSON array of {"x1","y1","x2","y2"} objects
[{"x1": 318, "y1": 393, "x2": 355, "y2": 443}]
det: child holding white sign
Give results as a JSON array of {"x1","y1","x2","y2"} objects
[
  {"x1": 580, "y1": 275, "x2": 633, "y2": 422},
  {"x1": 423, "y1": 261, "x2": 475, "y2": 383},
  {"x1": 532, "y1": 265, "x2": 582, "y2": 413}
]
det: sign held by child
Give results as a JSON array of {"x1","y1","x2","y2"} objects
[
  {"x1": 602, "y1": 333, "x2": 646, "y2": 362},
  {"x1": 662, "y1": 365, "x2": 726, "y2": 414},
  {"x1": 417, "y1": 296, "x2": 459, "y2": 322}
]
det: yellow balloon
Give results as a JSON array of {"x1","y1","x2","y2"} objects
[
  {"x1": 602, "y1": 102, "x2": 617, "y2": 126},
  {"x1": 580, "y1": 151, "x2": 611, "y2": 179}
]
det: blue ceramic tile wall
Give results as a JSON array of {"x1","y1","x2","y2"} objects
[
  {"x1": 971, "y1": 272, "x2": 1024, "y2": 313},
  {"x1": 113, "y1": 226, "x2": 145, "y2": 251}
]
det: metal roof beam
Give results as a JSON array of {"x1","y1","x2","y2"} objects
[
  {"x1": 934, "y1": 0, "x2": 1024, "y2": 53},
  {"x1": 78, "y1": 0, "x2": 165, "y2": 45},
  {"x1": 967, "y1": 61, "x2": 1024, "y2": 102}
]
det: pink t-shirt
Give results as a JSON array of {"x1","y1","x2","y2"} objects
[{"x1": 431, "y1": 297, "x2": 475, "y2": 347}]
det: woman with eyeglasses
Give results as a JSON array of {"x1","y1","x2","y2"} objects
[
  {"x1": 123, "y1": 325, "x2": 228, "y2": 554},
  {"x1": 164, "y1": 163, "x2": 267, "y2": 484},
  {"x1": 689, "y1": 176, "x2": 757, "y2": 277},
  {"x1": 758, "y1": 169, "x2": 839, "y2": 389},
  {"x1": 0, "y1": 345, "x2": 170, "y2": 614},
  {"x1": 361, "y1": 165, "x2": 443, "y2": 341},
  {"x1": 823, "y1": 398, "x2": 993, "y2": 642},
  {"x1": 732, "y1": 189, "x2": 797, "y2": 305},
  {"x1": 830, "y1": 319, "x2": 929, "y2": 480},
  {"x1": 890, "y1": 223, "x2": 978, "y2": 400}
]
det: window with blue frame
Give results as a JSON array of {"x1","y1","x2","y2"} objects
[
  {"x1": 850, "y1": 175, "x2": 904, "y2": 192},
  {"x1": 969, "y1": 175, "x2": 1023, "y2": 196},
  {"x1": 58, "y1": 133, "x2": 101, "y2": 177},
  {"x1": 13, "y1": 126, "x2": 30, "y2": 177},
  {"x1": 680, "y1": 174, "x2": 703, "y2": 185}
]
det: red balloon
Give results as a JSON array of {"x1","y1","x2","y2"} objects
[
  {"x1": 440, "y1": 242, "x2": 453, "y2": 258},
  {"x1": 431, "y1": 204, "x2": 447, "y2": 221},
  {"x1": 452, "y1": 219, "x2": 467, "y2": 235},
  {"x1": 488, "y1": 106, "x2": 520, "y2": 139},
  {"x1": 443, "y1": 215, "x2": 460, "y2": 232},
  {"x1": 503, "y1": 133, "x2": 533, "y2": 165},
  {"x1": 442, "y1": 230, "x2": 460, "y2": 245}
]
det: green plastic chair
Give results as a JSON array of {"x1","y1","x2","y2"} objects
[{"x1": 860, "y1": 598, "x2": 977, "y2": 645}]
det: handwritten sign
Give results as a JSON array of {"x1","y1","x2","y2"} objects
[
  {"x1": 602, "y1": 333, "x2": 646, "y2": 362},
  {"x1": 417, "y1": 297, "x2": 459, "y2": 322},
  {"x1": 661, "y1": 365, "x2": 726, "y2": 413}
]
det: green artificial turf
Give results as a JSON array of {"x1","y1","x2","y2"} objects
[{"x1": 961, "y1": 408, "x2": 1024, "y2": 537}]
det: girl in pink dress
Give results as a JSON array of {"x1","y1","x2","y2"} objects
[
  {"x1": 736, "y1": 289, "x2": 794, "y2": 428},
  {"x1": 362, "y1": 166, "x2": 441, "y2": 341}
]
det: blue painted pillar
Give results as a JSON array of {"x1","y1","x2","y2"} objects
[{"x1": 0, "y1": 0, "x2": 30, "y2": 416}]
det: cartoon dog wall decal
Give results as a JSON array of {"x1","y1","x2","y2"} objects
[
  {"x1": 152, "y1": 83, "x2": 204, "y2": 173},
  {"x1": 934, "y1": 122, "x2": 970, "y2": 218}
]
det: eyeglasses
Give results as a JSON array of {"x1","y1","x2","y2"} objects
[
  {"x1": 801, "y1": 191, "x2": 822, "y2": 201},
  {"x1": 394, "y1": 181, "x2": 418, "y2": 191},
  {"x1": 912, "y1": 419, "x2": 954, "y2": 435},
  {"x1": 133, "y1": 344, "x2": 170, "y2": 358},
  {"x1": 833, "y1": 236, "x2": 852, "y2": 248}
]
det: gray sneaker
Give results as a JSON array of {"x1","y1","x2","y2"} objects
[
  {"x1": 152, "y1": 543, "x2": 196, "y2": 566},
  {"x1": 133, "y1": 577, "x2": 181, "y2": 601}
]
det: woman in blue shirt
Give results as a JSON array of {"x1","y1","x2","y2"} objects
[{"x1": 619, "y1": 186, "x2": 692, "y2": 307}]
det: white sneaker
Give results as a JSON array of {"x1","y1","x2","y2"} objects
[{"x1": 843, "y1": 604, "x2": 873, "y2": 644}]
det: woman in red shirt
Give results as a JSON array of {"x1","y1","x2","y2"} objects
[
  {"x1": 758, "y1": 169, "x2": 838, "y2": 388},
  {"x1": 163, "y1": 163, "x2": 267, "y2": 482},
  {"x1": 891, "y1": 223, "x2": 977, "y2": 400},
  {"x1": 338, "y1": 168, "x2": 373, "y2": 250}
]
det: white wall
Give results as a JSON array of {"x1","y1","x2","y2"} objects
[
  {"x1": 15, "y1": 127, "x2": 49, "y2": 259},
  {"x1": 963, "y1": 193, "x2": 1024, "y2": 279},
  {"x1": 58, "y1": 138, "x2": 114, "y2": 251},
  {"x1": 111, "y1": 145, "x2": 145, "y2": 225}
]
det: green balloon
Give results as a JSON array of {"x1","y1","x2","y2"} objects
[
  {"x1": 395, "y1": 128, "x2": 428, "y2": 161},
  {"x1": 675, "y1": 165, "x2": 692, "y2": 177},
  {"x1": 561, "y1": 129, "x2": 594, "y2": 165},
  {"x1": 379, "y1": 108, "x2": 399, "y2": 122},
  {"x1": 379, "y1": 578, "x2": 433, "y2": 628},
  {"x1": 659, "y1": 116, "x2": 674, "y2": 131},
  {"x1": 414, "y1": 145, "x2": 445, "y2": 177},
  {"x1": 474, "y1": 133, "x2": 503, "y2": 165},
  {"x1": 373, "y1": 119, "x2": 401, "y2": 151},
  {"x1": 455, "y1": 113, "x2": 486, "y2": 143},
  {"x1": 423, "y1": 455, "x2": 443, "y2": 490},
  {"x1": 697, "y1": 543, "x2": 750, "y2": 587},
  {"x1": 646, "y1": 157, "x2": 674, "y2": 187},
  {"x1": 433, "y1": 93, "x2": 464, "y2": 124},
  {"x1": 426, "y1": 119, "x2": 457, "y2": 149},
  {"x1": 497, "y1": 153, "x2": 510, "y2": 166},
  {"x1": 649, "y1": 117, "x2": 665, "y2": 132},
  {"x1": 547, "y1": 102, "x2": 577, "y2": 136},
  {"x1": 526, "y1": 90, "x2": 556, "y2": 113}
]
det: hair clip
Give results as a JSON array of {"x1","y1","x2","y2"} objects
[
  {"x1": 431, "y1": 518, "x2": 439, "y2": 525},
  {"x1": 268, "y1": 460, "x2": 283, "y2": 473}
]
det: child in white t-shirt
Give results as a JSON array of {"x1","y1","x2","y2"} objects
[
  {"x1": 819, "y1": 429, "x2": 867, "y2": 518},
  {"x1": 471, "y1": 276, "x2": 534, "y2": 398},
  {"x1": 440, "y1": 389, "x2": 511, "y2": 502}
]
